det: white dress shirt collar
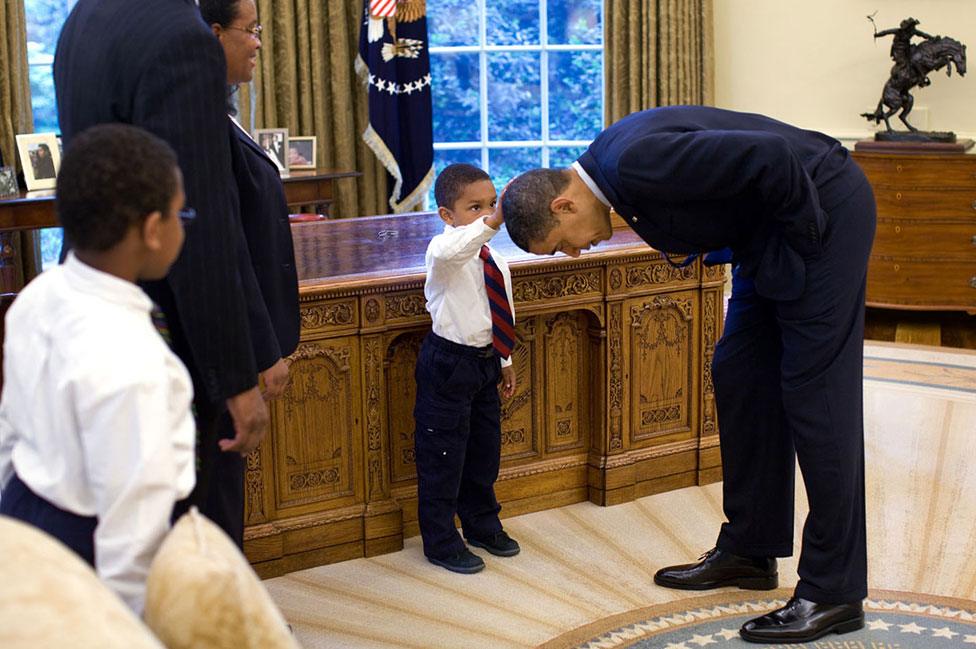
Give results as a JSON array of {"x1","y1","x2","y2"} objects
[
  {"x1": 571, "y1": 160, "x2": 611, "y2": 208},
  {"x1": 63, "y1": 252, "x2": 154, "y2": 314}
]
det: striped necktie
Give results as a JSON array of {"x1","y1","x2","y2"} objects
[
  {"x1": 150, "y1": 304, "x2": 172, "y2": 347},
  {"x1": 479, "y1": 245, "x2": 515, "y2": 359}
]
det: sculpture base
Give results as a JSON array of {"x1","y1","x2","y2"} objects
[
  {"x1": 854, "y1": 138, "x2": 974, "y2": 154},
  {"x1": 874, "y1": 130, "x2": 957, "y2": 143}
]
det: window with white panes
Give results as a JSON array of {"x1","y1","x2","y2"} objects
[{"x1": 427, "y1": 0, "x2": 604, "y2": 202}]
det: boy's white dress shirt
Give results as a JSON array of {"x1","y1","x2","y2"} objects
[
  {"x1": 425, "y1": 217, "x2": 515, "y2": 367},
  {"x1": 0, "y1": 253, "x2": 195, "y2": 614}
]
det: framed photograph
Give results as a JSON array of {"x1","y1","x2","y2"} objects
[
  {"x1": 0, "y1": 166, "x2": 18, "y2": 198},
  {"x1": 253, "y1": 128, "x2": 288, "y2": 173},
  {"x1": 287, "y1": 136, "x2": 316, "y2": 170},
  {"x1": 16, "y1": 132, "x2": 61, "y2": 191}
]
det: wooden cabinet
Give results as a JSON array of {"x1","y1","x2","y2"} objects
[
  {"x1": 243, "y1": 212, "x2": 725, "y2": 577},
  {"x1": 853, "y1": 150, "x2": 976, "y2": 312}
]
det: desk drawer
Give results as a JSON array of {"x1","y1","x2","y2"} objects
[
  {"x1": 867, "y1": 259, "x2": 976, "y2": 310},
  {"x1": 856, "y1": 156, "x2": 976, "y2": 189},
  {"x1": 873, "y1": 219, "x2": 976, "y2": 259},
  {"x1": 872, "y1": 188, "x2": 976, "y2": 220}
]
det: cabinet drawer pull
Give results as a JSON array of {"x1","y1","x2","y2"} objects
[
  {"x1": 895, "y1": 192, "x2": 903, "y2": 200},
  {"x1": 896, "y1": 164, "x2": 904, "y2": 173},
  {"x1": 972, "y1": 235, "x2": 976, "y2": 246},
  {"x1": 972, "y1": 200, "x2": 976, "y2": 210},
  {"x1": 971, "y1": 277, "x2": 976, "y2": 289}
]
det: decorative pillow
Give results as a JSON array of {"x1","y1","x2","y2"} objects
[
  {"x1": 144, "y1": 507, "x2": 300, "y2": 649},
  {"x1": 0, "y1": 515, "x2": 163, "y2": 649}
]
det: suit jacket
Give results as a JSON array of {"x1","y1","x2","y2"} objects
[
  {"x1": 228, "y1": 120, "x2": 300, "y2": 369},
  {"x1": 54, "y1": 0, "x2": 259, "y2": 405},
  {"x1": 576, "y1": 106, "x2": 864, "y2": 300}
]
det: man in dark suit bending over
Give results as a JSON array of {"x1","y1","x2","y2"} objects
[
  {"x1": 501, "y1": 106, "x2": 875, "y2": 644},
  {"x1": 54, "y1": 0, "x2": 271, "y2": 508}
]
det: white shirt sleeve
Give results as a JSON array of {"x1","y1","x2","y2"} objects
[
  {"x1": 78, "y1": 375, "x2": 191, "y2": 614},
  {"x1": 426, "y1": 217, "x2": 498, "y2": 268}
]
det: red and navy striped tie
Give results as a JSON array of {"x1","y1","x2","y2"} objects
[{"x1": 480, "y1": 245, "x2": 515, "y2": 358}]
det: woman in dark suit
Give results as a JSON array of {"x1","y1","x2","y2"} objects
[{"x1": 201, "y1": 0, "x2": 300, "y2": 546}]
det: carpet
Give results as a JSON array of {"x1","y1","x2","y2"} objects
[{"x1": 538, "y1": 588, "x2": 976, "y2": 649}]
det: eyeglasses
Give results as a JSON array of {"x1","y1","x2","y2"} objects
[
  {"x1": 225, "y1": 23, "x2": 263, "y2": 38},
  {"x1": 178, "y1": 208, "x2": 197, "y2": 223}
]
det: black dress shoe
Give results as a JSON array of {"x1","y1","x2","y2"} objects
[
  {"x1": 653, "y1": 548, "x2": 777, "y2": 591},
  {"x1": 466, "y1": 530, "x2": 520, "y2": 557},
  {"x1": 427, "y1": 548, "x2": 485, "y2": 574},
  {"x1": 740, "y1": 597, "x2": 864, "y2": 643}
]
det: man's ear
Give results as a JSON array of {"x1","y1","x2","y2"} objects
[
  {"x1": 550, "y1": 195, "x2": 576, "y2": 215},
  {"x1": 437, "y1": 206, "x2": 454, "y2": 226},
  {"x1": 211, "y1": 23, "x2": 222, "y2": 38},
  {"x1": 141, "y1": 211, "x2": 164, "y2": 251}
]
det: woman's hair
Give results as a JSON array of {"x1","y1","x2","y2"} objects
[{"x1": 199, "y1": 0, "x2": 241, "y2": 28}]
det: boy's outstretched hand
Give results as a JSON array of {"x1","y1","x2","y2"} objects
[
  {"x1": 500, "y1": 365, "x2": 516, "y2": 399},
  {"x1": 484, "y1": 206, "x2": 503, "y2": 230}
]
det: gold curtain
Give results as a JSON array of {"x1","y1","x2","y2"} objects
[
  {"x1": 605, "y1": 0, "x2": 715, "y2": 124},
  {"x1": 0, "y1": 0, "x2": 32, "y2": 169},
  {"x1": 237, "y1": 0, "x2": 387, "y2": 218},
  {"x1": 0, "y1": 0, "x2": 39, "y2": 288}
]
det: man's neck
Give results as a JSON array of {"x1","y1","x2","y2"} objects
[{"x1": 570, "y1": 162, "x2": 611, "y2": 208}]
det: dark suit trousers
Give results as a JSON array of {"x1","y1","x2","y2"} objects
[
  {"x1": 202, "y1": 413, "x2": 245, "y2": 548},
  {"x1": 712, "y1": 173, "x2": 876, "y2": 604},
  {"x1": 414, "y1": 333, "x2": 504, "y2": 559},
  {"x1": 1, "y1": 473, "x2": 97, "y2": 566}
]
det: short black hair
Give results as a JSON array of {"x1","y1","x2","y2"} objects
[
  {"x1": 434, "y1": 163, "x2": 491, "y2": 209},
  {"x1": 56, "y1": 123, "x2": 179, "y2": 252},
  {"x1": 500, "y1": 168, "x2": 570, "y2": 251},
  {"x1": 199, "y1": 0, "x2": 242, "y2": 27}
]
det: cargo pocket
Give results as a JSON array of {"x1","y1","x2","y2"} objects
[{"x1": 414, "y1": 402, "x2": 465, "y2": 475}]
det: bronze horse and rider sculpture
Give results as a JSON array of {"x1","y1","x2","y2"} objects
[{"x1": 861, "y1": 17, "x2": 967, "y2": 140}]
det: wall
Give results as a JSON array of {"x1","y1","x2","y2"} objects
[{"x1": 713, "y1": 1, "x2": 976, "y2": 141}]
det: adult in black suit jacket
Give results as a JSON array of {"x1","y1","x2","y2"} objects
[
  {"x1": 200, "y1": 0, "x2": 300, "y2": 546},
  {"x1": 54, "y1": 0, "x2": 270, "y2": 504},
  {"x1": 501, "y1": 106, "x2": 876, "y2": 644}
]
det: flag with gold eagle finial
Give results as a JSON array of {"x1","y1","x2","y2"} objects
[{"x1": 356, "y1": 0, "x2": 434, "y2": 213}]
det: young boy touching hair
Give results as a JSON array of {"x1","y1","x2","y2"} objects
[
  {"x1": 0, "y1": 123, "x2": 196, "y2": 614},
  {"x1": 414, "y1": 163, "x2": 520, "y2": 574}
]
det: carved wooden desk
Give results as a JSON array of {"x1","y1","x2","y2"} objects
[{"x1": 245, "y1": 212, "x2": 725, "y2": 577}]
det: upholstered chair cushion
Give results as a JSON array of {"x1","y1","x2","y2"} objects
[
  {"x1": 0, "y1": 515, "x2": 163, "y2": 649},
  {"x1": 144, "y1": 507, "x2": 299, "y2": 649}
]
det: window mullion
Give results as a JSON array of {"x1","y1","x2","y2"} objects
[
  {"x1": 540, "y1": 0, "x2": 549, "y2": 168},
  {"x1": 479, "y1": 0, "x2": 490, "y2": 172}
]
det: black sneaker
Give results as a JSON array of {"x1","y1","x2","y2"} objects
[
  {"x1": 427, "y1": 548, "x2": 485, "y2": 574},
  {"x1": 466, "y1": 530, "x2": 521, "y2": 557}
]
